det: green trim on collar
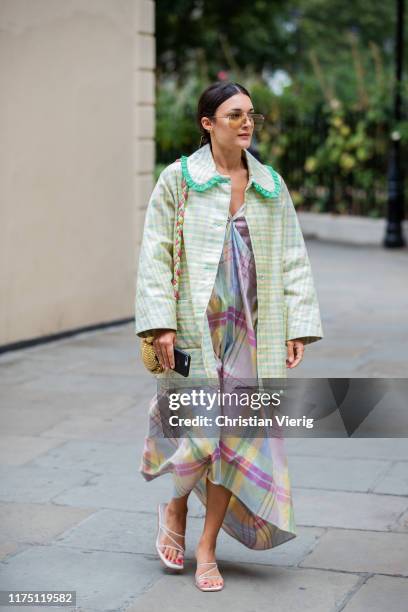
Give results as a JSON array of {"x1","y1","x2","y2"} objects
[
  {"x1": 252, "y1": 165, "x2": 281, "y2": 198},
  {"x1": 181, "y1": 155, "x2": 230, "y2": 191},
  {"x1": 180, "y1": 147, "x2": 282, "y2": 198}
]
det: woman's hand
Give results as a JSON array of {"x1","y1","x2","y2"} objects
[
  {"x1": 153, "y1": 329, "x2": 176, "y2": 370},
  {"x1": 285, "y1": 339, "x2": 304, "y2": 368}
]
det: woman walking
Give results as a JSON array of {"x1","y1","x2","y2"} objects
[{"x1": 134, "y1": 81, "x2": 323, "y2": 591}]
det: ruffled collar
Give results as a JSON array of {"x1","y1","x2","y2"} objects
[{"x1": 180, "y1": 143, "x2": 281, "y2": 198}]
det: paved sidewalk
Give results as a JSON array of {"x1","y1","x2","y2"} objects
[{"x1": 0, "y1": 240, "x2": 407, "y2": 611}]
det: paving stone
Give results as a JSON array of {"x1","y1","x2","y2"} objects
[
  {"x1": 355, "y1": 361, "x2": 408, "y2": 377},
  {"x1": 391, "y1": 508, "x2": 408, "y2": 532},
  {"x1": 288, "y1": 455, "x2": 391, "y2": 492},
  {"x1": 0, "y1": 387, "x2": 136, "y2": 418},
  {"x1": 56, "y1": 507, "x2": 323, "y2": 567},
  {"x1": 0, "y1": 406, "x2": 68, "y2": 437},
  {"x1": 300, "y1": 528, "x2": 408, "y2": 576},
  {"x1": 0, "y1": 501, "x2": 94, "y2": 547},
  {"x1": 65, "y1": 360, "x2": 149, "y2": 377},
  {"x1": 292, "y1": 487, "x2": 408, "y2": 530},
  {"x1": 0, "y1": 544, "x2": 163, "y2": 611},
  {"x1": 13, "y1": 331, "x2": 139, "y2": 368},
  {"x1": 38, "y1": 412, "x2": 147, "y2": 444},
  {"x1": 27, "y1": 440, "x2": 144, "y2": 474},
  {"x1": 183, "y1": 520, "x2": 324, "y2": 568},
  {"x1": 373, "y1": 462, "x2": 408, "y2": 495},
  {"x1": 0, "y1": 435, "x2": 63, "y2": 466},
  {"x1": 18, "y1": 373, "x2": 142, "y2": 395},
  {"x1": 0, "y1": 466, "x2": 93, "y2": 504},
  {"x1": 125, "y1": 564, "x2": 359, "y2": 612},
  {"x1": 0, "y1": 358, "x2": 66, "y2": 385},
  {"x1": 0, "y1": 346, "x2": 96, "y2": 384},
  {"x1": 51, "y1": 470, "x2": 204, "y2": 515},
  {"x1": 342, "y1": 575, "x2": 408, "y2": 612}
]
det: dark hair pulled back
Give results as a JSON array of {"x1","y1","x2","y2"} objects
[{"x1": 197, "y1": 81, "x2": 251, "y2": 148}]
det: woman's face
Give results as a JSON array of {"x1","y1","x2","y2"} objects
[{"x1": 202, "y1": 93, "x2": 254, "y2": 150}]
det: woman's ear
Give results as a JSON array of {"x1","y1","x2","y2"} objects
[{"x1": 201, "y1": 116, "x2": 212, "y2": 132}]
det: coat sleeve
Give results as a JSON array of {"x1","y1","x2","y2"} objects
[
  {"x1": 134, "y1": 165, "x2": 178, "y2": 338},
  {"x1": 281, "y1": 177, "x2": 324, "y2": 346}
]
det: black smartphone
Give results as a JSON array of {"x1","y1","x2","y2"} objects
[{"x1": 173, "y1": 347, "x2": 191, "y2": 377}]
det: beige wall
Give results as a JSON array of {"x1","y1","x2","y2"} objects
[{"x1": 0, "y1": 0, "x2": 155, "y2": 347}]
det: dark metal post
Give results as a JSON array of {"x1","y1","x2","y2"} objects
[{"x1": 384, "y1": 0, "x2": 405, "y2": 247}]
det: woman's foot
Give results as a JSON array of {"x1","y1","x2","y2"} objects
[
  {"x1": 195, "y1": 538, "x2": 224, "y2": 590},
  {"x1": 158, "y1": 500, "x2": 187, "y2": 565}
]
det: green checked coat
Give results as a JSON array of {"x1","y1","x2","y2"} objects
[{"x1": 134, "y1": 143, "x2": 323, "y2": 380}]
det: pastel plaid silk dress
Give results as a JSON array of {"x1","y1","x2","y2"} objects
[
  {"x1": 139, "y1": 201, "x2": 297, "y2": 550},
  {"x1": 207, "y1": 203, "x2": 258, "y2": 382}
]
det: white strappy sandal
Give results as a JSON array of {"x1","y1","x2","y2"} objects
[
  {"x1": 195, "y1": 561, "x2": 224, "y2": 592},
  {"x1": 155, "y1": 502, "x2": 185, "y2": 570}
]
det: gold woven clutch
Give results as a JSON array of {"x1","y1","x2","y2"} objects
[
  {"x1": 139, "y1": 165, "x2": 189, "y2": 374},
  {"x1": 140, "y1": 335, "x2": 164, "y2": 374}
]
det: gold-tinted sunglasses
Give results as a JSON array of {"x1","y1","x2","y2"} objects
[{"x1": 208, "y1": 111, "x2": 265, "y2": 131}]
